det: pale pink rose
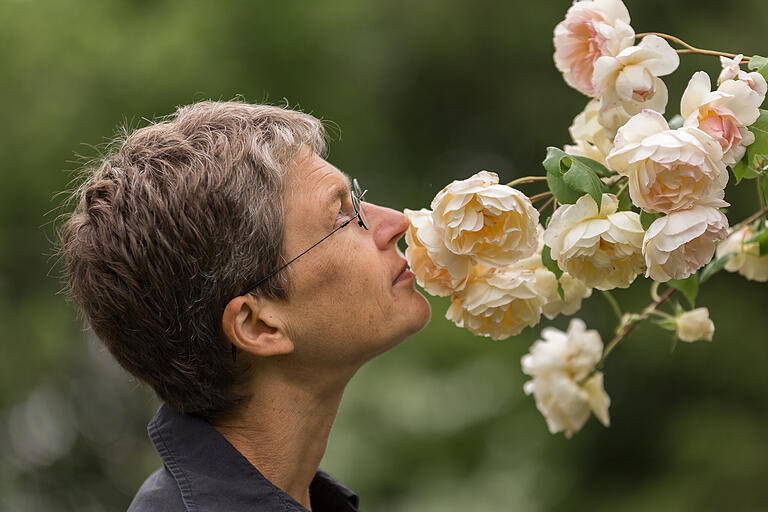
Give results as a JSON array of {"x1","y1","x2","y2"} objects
[
  {"x1": 403, "y1": 208, "x2": 474, "y2": 296},
  {"x1": 681, "y1": 71, "x2": 765, "y2": 166},
  {"x1": 521, "y1": 318, "x2": 610, "y2": 438},
  {"x1": 446, "y1": 263, "x2": 547, "y2": 340},
  {"x1": 606, "y1": 110, "x2": 729, "y2": 213},
  {"x1": 592, "y1": 35, "x2": 679, "y2": 135},
  {"x1": 431, "y1": 171, "x2": 539, "y2": 267},
  {"x1": 718, "y1": 54, "x2": 768, "y2": 97},
  {"x1": 716, "y1": 224, "x2": 768, "y2": 282},
  {"x1": 543, "y1": 193, "x2": 645, "y2": 290},
  {"x1": 642, "y1": 206, "x2": 729, "y2": 282},
  {"x1": 553, "y1": 0, "x2": 635, "y2": 97}
]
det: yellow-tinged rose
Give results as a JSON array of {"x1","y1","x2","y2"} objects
[
  {"x1": 676, "y1": 307, "x2": 715, "y2": 342},
  {"x1": 606, "y1": 110, "x2": 729, "y2": 214},
  {"x1": 716, "y1": 224, "x2": 768, "y2": 282},
  {"x1": 543, "y1": 193, "x2": 645, "y2": 290},
  {"x1": 446, "y1": 263, "x2": 547, "y2": 340},
  {"x1": 643, "y1": 206, "x2": 729, "y2": 282},
  {"x1": 538, "y1": 271, "x2": 593, "y2": 320},
  {"x1": 564, "y1": 99, "x2": 614, "y2": 165},
  {"x1": 521, "y1": 319, "x2": 610, "y2": 438},
  {"x1": 403, "y1": 208, "x2": 474, "y2": 296},
  {"x1": 431, "y1": 171, "x2": 539, "y2": 267}
]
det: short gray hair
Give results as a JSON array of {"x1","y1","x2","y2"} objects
[{"x1": 59, "y1": 101, "x2": 327, "y2": 420}]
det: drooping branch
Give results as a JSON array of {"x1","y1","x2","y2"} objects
[{"x1": 635, "y1": 32, "x2": 750, "y2": 64}]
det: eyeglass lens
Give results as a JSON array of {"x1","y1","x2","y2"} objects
[{"x1": 352, "y1": 178, "x2": 369, "y2": 230}]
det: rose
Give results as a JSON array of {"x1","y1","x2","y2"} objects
[
  {"x1": 676, "y1": 307, "x2": 715, "y2": 342},
  {"x1": 446, "y1": 263, "x2": 548, "y2": 340},
  {"x1": 543, "y1": 193, "x2": 645, "y2": 290},
  {"x1": 718, "y1": 54, "x2": 768, "y2": 97},
  {"x1": 715, "y1": 224, "x2": 768, "y2": 282},
  {"x1": 403, "y1": 208, "x2": 474, "y2": 296},
  {"x1": 642, "y1": 206, "x2": 729, "y2": 282},
  {"x1": 431, "y1": 171, "x2": 539, "y2": 267},
  {"x1": 593, "y1": 35, "x2": 679, "y2": 135},
  {"x1": 681, "y1": 71, "x2": 765, "y2": 166},
  {"x1": 564, "y1": 99, "x2": 614, "y2": 165},
  {"x1": 606, "y1": 110, "x2": 729, "y2": 213},
  {"x1": 553, "y1": 0, "x2": 635, "y2": 97},
  {"x1": 521, "y1": 318, "x2": 610, "y2": 438},
  {"x1": 539, "y1": 271, "x2": 593, "y2": 320}
]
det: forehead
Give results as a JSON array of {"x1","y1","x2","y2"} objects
[{"x1": 286, "y1": 151, "x2": 350, "y2": 201}]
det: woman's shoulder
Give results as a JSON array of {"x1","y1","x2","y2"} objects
[{"x1": 127, "y1": 466, "x2": 186, "y2": 512}]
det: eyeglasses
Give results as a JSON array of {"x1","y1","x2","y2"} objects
[{"x1": 231, "y1": 178, "x2": 369, "y2": 362}]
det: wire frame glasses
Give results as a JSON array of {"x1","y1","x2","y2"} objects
[{"x1": 231, "y1": 178, "x2": 369, "y2": 362}]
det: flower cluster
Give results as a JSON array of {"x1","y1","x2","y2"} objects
[
  {"x1": 404, "y1": 0, "x2": 768, "y2": 438},
  {"x1": 406, "y1": 172, "x2": 592, "y2": 340}
]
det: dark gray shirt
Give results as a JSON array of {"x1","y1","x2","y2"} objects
[{"x1": 127, "y1": 404, "x2": 360, "y2": 511}]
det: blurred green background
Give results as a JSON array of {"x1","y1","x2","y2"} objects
[{"x1": 2, "y1": 0, "x2": 767, "y2": 510}]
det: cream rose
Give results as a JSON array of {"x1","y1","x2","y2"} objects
[
  {"x1": 553, "y1": 0, "x2": 635, "y2": 97},
  {"x1": 681, "y1": 71, "x2": 765, "y2": 166},
  {"x1": 431, "y1": 171, "x2": 539, "y2": 267},
  {"x1": 643, "y1": 206, "x2": 729, "y2": 282},
  {"x1": 606, "y1": 110, "x2": 729, "y2": 213},
  {"x1": 446, "y1": 263, "x2": 547, "y2": 340},
  {"x1": 564, "y1": 99, "x2": 615, "y2": 165},
  {"x1": 403, "y1": 208, "x2": 474, "y2": 296},
  {"x1": 521, "y1": 318, "x2": 610, "y2": 438},
  {"x1": 676, "y1": 307, "x2": 715, "y2": 342},
  {"x1": 593, "y1": 35, "x2": 679, "y2": 135},
  {"x1": 543, "y1": 193, "x2": 645, "y2": 290},
  {"x1": 538, "y1": 271, "x2": 593, "y2": 320},
  {"x1": 716, "y1": 224, "x2": 768, "y2": 282}
]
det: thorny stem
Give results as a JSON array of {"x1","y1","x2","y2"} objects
[
  {"x1": 538, "y1": 196, "x2": 555, "y2": 213},
  {"x1": 506, "y1": 176, "x2": 548, "y2": 187},
  {"x1": 635, "y1": 32, "x2": 750, "y2": 63},
  {"x1": 530, "y1": 191, "x2": 553, "y2": 203},
  {"x1": 733, "y1": 204, "x2": 768, "y2": 231},
  {"x1": 597, "y1": 287, "x2": 676, "y2": 369}
]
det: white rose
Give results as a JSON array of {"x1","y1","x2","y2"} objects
[
  {"x1": 593, "y1": 35, "x2": 679, "y2": 135},
  {"x1": 553, "y1": 0, "x2": 635, "y2": 97},
  {"x1": 403, "y1": 208, "x2": 474, "y2": 296},
  {"x1": 716, "y1": 224, "x2": 768, "y2": 282},
  {"x1": 643, "y1": 206, "x2": 729, "y2": 282},
  {"x1": 431, "y1": 171, "x2": 540, "y2": 267},
  {"x1": 681, "y1": 71, "x2": 765, "y2": 166},
  {"x1": 718, "y1": 54, "x2": 768, "y2": 97},
  {"x1": 539, "y1": 271, "x2": 593, "y2": 320},
  {"x1": 676, "y1": 307, "x2": 715, "y2": 342},
  {"x1": 543, "y1": 193, "x2": 645, "y2": 290},
  {"x1": 446, "y1": 262, "x2": 547, "y2": 340},
  {"x1": 606, "y1": 110, "x2": 729, "y2": 213},
  {"x1": 521, "y1": 319, "x2": 610, "y2": 438}
]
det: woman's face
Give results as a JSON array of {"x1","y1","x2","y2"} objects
[{"x1": 275, "y1": 150, "x2": 431, "y2": 369}]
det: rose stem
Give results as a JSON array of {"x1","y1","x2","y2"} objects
[
  {"x1": 635, "y1": 32, "x2": 750, "y2": 64},
  {"x1": 506, "y1": 176, "x2": 548, "y2": 187},
  {"x1": 733, "y1": 204, "x2": 768, "y2": 231},
  {"x1": 530, "y1": 191, "x2": 553, "y2": 203},
  {"x1": 600, "y1": 290, "x2": 623, "y2": 322}
]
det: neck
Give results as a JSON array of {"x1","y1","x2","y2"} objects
[{"x1": 211, "y1": 362, "x2": 356, "y2": 510}]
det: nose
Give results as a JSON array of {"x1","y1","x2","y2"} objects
[{"x1": 363, "y1": 201, "x2": 410, "y2": 250}]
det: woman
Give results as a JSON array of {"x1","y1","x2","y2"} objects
[{"x1": 59, "y1": 101, "x2": 431, "y2": 511}]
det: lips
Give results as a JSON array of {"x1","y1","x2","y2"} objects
[{"x1": 392, "y1": 260, "x2": 410, "y2": 285}]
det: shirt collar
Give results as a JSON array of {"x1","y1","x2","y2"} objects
[{"x1": 147, "y1": 403, "x2": 359, "y2": 512}]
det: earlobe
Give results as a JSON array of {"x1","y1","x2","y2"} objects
[{"x1": 222, "y1": 296, "x2": 294, "y2": 358}]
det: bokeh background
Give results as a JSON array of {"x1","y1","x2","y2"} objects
[{"x1": 2, "y1": 0, "x2": 768, "y2": 510}]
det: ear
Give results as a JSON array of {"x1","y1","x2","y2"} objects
[{"x1": 222, "y1": 295, "x2": 294, "y2": 358}]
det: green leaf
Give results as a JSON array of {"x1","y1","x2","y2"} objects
[
  {"x1": 640, "y1": 210, "x2": 662, "y2": 230},
  {"x1": 570, "y1": 155, "x2": 612, "y2": 177},
  {"x1": 617, "y1": 190, "x2": 633, "y2": 212},
  {"x1": 748, "y1": 55, "x2": 768, "y2": 81},
  {"x1": 542, "y1": 147, "x2": 609, "y2": 205},
  {"x1": 732, "y1": 157, "x2": 761, "y2": 183},
  {"x1": 761, "y1": 175, "x2": 768, "y2": 205},
  {"x1": 746, "y1": 226, "x2": 768, "y2": 255},
  {"x1": 543, "y1": 147, "x2": 582, "y2": 205},
  {"x1": 541, "y1": 245, "x2": 564, "y2": 300},
  {"x1": 698, "y1": 253, "x2": 735, "y2": 284},
  {"x1": 667, "y1": 274, "x2": 699, "y2": 308}
]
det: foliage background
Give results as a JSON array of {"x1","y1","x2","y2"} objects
[{"x1": 1, "y1": 0, "x2": 767, "y2": 510}]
